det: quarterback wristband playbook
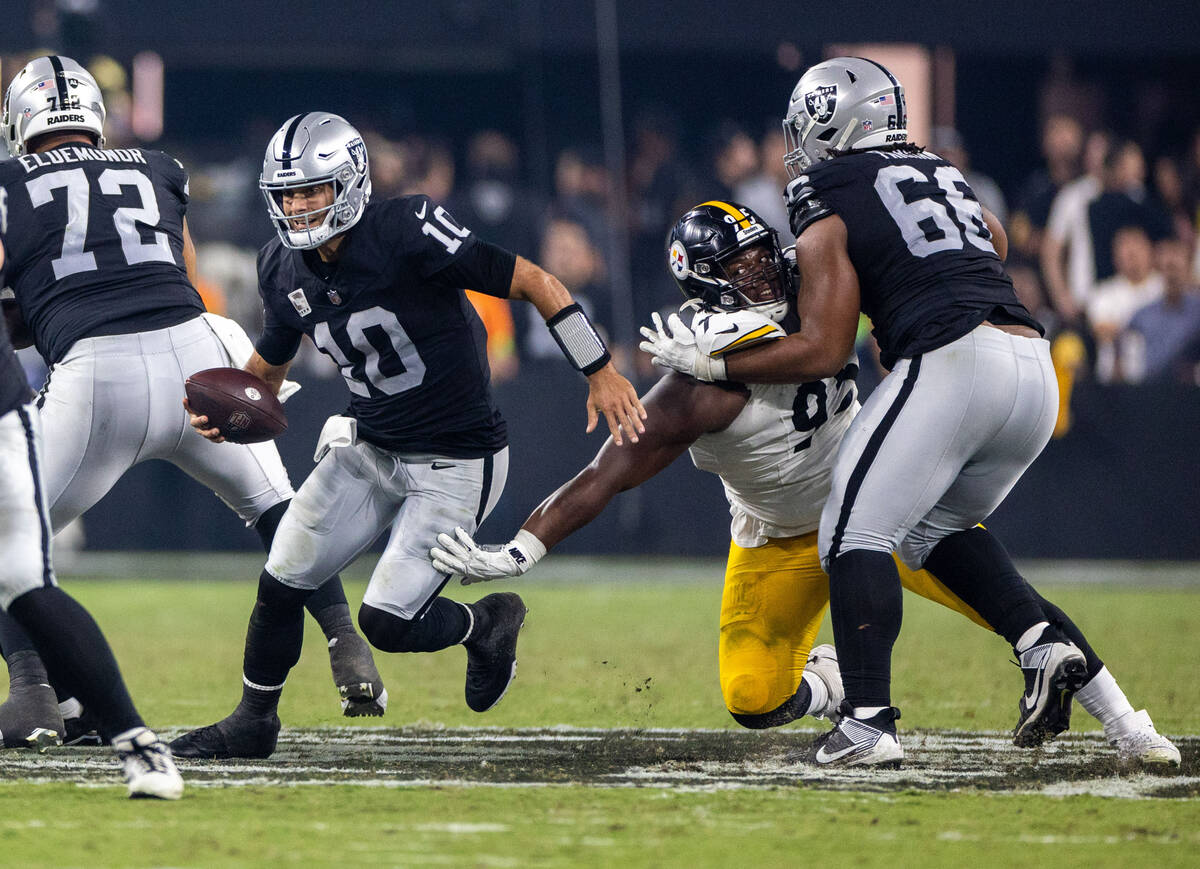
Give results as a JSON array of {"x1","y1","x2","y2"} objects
[{"x1": 547, "y1": 303, "x2": 611, "y2": 375}]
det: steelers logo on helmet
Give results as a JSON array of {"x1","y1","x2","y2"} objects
[{"x1": 668, "y1": 240, "x2": 689, "y2": 279}]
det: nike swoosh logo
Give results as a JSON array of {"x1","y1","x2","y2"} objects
[
  {"x1": 431, "y1": 461, "x2": 456, "y2": 470},
  {"x1": 716, "y1": 324, "x2": 739, "y2": 334},
  {"x1": 415, "y1": 201, "x2": 428, "y2": 220},
  {"x1": 814, "y1": 734, "x2": 877, "y2": 763}
]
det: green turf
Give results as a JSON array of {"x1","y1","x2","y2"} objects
[
  {"x1": 0, "y1": 557, "x2": 1195, "y2": 868},
  {"x1": 55, "y1": 559, "x2": 1199, "y2": 735},
  {"x1": 0, "y1": 784, "x2": 1196, "y2": 869}
]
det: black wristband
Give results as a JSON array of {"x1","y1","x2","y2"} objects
[{"x1": 547, "y1": 303, "x2": 611, "y2": 375}]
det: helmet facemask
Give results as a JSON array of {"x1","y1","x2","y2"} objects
[
  {"x1": 261, "y1": 164, "x2": 363, "y2": 250},
  {"x1": 259, "y1": 112, "x2": 372, "y2": 250},
  {"x1": 708, "y1": 240, "x2": 793, "y2": 323}
]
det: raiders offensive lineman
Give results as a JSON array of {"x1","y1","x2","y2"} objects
[
  {"x1": 170, "y1": 112, "x2": 645, "y2": 758},
  {"x1": 0, "y1": 198, "x2": 181, "y2": 797},
  {"x1": 439, "y1": 202, "x2": 1176, "y2": 767},
  {"x1": 0, "y1": 56, "x2": 383, "y2": 750},
  {"x1": 642, "y1": 59, "x2": 1180, "y2": 767}
]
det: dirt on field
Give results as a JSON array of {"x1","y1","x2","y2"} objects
[{"x1": 1, "y1": 727, "x2": 1195, "y2": 798}]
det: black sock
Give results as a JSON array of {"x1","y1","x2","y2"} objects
[
  {"x1": 305, "y1": 578, "x2": 356, "y2": 640},
  {"x1": 922, "y1": 527, "x2": 1054, "y2": 648},
  {"x1": 235, "y1": 571, "x2": 310, "y2": 718},
  {"x1": 7, "y1": 587, "x2": 143, "y2": 740},
  {"x1": 729, "y1": 681, "x2": 813, "y2": 729},
  {"x1": 0, "y1": 608, "x2": 38, "y2": 658},
  {"x1": 828, "y1": 549, "x2": 902, "y2": 710},
  {"x1": 1030, "y1": 590, "x2": 1104, "y2": 678},
  {"x1": 256, "y1": 500, "x2": 356, "y2": 643},
  {"x1": 358, "y1": 598, "x2": 471, "y2": 653}
]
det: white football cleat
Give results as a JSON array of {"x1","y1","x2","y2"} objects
[
  {"x1": 804, "y1": 703, "x2": 903, "y2": 768},
  {"x1": 804, "y1": 644, "x2": 845, "y2": 721},
  {"x1": 113, "y1": 727, "x2": 183, "y2": 800},
  {"x1": 1105, "y1": 709, "x2": 1181, "y2": 767}
]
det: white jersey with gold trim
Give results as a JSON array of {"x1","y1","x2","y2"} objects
[{"x1": 689, "y1": 360, "x2": 858, "y2": 548}]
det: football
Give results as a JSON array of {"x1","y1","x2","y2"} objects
[{"x1": 184, "y1": 367, "x2": 287, "y2": 444}]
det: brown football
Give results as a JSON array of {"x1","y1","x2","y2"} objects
[{"x1": 184, "y1": 367, "x2": 287, "y2": 444}]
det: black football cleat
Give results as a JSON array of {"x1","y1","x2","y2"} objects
[
  {"x1": 328, "y1": 632, "x2": 388, "y2": 718},
  {"x1": 169, "y1": 712, "x2": 280, "y2": 759},
  {"x1": 63, "y1": 704, "x2": 104, "y2": 746},
  {"x1": 1012, "y1": 629, "x2": 1089, "y2": 747},
  {"x1": 464, "y1": 592, "x2": 527, "y2": 712},
  {"x1": 0, "y1": 680, "x2": 63, "y2": 752}
]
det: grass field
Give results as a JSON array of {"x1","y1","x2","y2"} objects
[{"x1": 0, "y1": 556, "x2": 1197, "y2": 868}]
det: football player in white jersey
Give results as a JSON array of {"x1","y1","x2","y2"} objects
[
  {"x1": 440, "y1": 201, "x2": 1179, "y2": 767},
  {"x1": 0, "y1": 56, "x2": 383, "y2": 749}
]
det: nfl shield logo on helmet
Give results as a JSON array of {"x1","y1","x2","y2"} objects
[{"x1": 805, "y1": 85, "x2": 837, "y2": 123}]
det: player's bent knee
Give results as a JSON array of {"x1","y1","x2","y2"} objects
[
  {"x1": 359, "y1": 603, "x2": 421, "y2": 652},
  {"x1": 723, "y1": 673, "x2": 773, "y2": 718},
  {"x1": 256, "y1": 570, "x2": 312, "y2": 609}
]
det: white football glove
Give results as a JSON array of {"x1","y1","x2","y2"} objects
[
  {"x1": 430, "y1": 528, "x2": 547, "y2": 585},
  {"x1": 637, "y1": 311, "x2": 727, "y2": 382}
]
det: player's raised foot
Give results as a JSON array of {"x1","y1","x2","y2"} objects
[
  {"x1": 328, "y1": 632, "x2": 388, "y2": 717},
  {"x1": 0, "y1": 681, "x2": 64, "y2": 752},
  {"x1": 169, "y1": 712, "x2": 280, "y2": 760},
  {"x1": 112, "y1": 727, "x2": 183, "y2": 800},
  {"x1": 464, "y1": 592, "x2": 527, "y2": 712},
  {"x1": 1105, "y1": 709, "x2": 1181, "y2": 767},
  {"x1": 1012, "y1": 630, "x2": 1088, "y2": 747},
  {"x1": 803, "y1": 644, "x2": 844, "y2": 721},
  {"x1": 795, "y1": 702, "x2": 903, "y2": 768}
]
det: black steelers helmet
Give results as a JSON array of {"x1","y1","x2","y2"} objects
[{"x1": 666, "y1": 201, "x2": 794, "y2": 322}]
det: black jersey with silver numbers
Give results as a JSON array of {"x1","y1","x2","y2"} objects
[
  {"x1": 256, "y1": 196, "x2": 513, "y2": 458},
  {"x1": 0, "y1": 145, "x2": 203, "y2": 364},
  {"x1": 790, "y1": 149, "x2": 1041, "y2": 367}
]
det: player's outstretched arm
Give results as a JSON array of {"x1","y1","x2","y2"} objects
[
  {"x1": 431, "y1": 373, "x2": 743, "y2": 582},
  {"x1": 508, "y1": 256, "x2": 646, "y2": 445}
]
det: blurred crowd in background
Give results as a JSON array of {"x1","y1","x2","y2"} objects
[{"x1": 6, "y1": 52, "x2": 1200, "y2": 397}]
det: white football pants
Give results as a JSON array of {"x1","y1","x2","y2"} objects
[
  {"x1": 819, "y1": 324, "x2": 1058, "y2": 570},
  {"x1": 37, "y1": 317, "x2": 293, "y2": 531},
  {"x1": 266, "y1": 439, "x2": 508, "y2": 620},
  {"x1": 0, "y1": 402, "x2": 56, "y2": 608}
]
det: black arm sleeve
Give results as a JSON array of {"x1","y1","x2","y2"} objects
[{"x1": 430, "y1": 240, "x2": 517, "y2": 299}]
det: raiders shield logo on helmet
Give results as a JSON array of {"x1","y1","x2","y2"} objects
[{"x1": 805, "y1": 85, "x2": 837, "y2": 123}]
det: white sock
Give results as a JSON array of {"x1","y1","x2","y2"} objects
[
  {"x1": 1015, "y1": 621, "x2": 1051, "y2": 654},
  {"x1": 852, "y1": 705, "x2": 886, "y2": 719},
  {"x1": 800, "y1": 671, "x2": 828, "y2": 718},
  {"x1": 59, "y1": 697, "x2": 83, "y2": 720},
  {"x1": 1073, "y1": 667, "x2": 1135, "y2": 730}
]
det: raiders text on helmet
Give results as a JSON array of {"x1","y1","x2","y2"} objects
[
  {"x1": 260, "y1": 112, "x2": 372, "y2": 250},
  {"x1": 666, "y1": 201, "x2": 794, "y2": 323},
  {"x1": 2, "y1": 55, "x2": 106, "y2": 157},
  {"x1": 782, "y1": 56, "x2": 908, "y2": 177}
]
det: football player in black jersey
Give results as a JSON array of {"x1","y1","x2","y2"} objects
[
  {"x1": 0, "y1": 56, "x2": 384, "y2": 750},
  {"x1": 170, "y1": 112, "x2": 645, "y2": 758},
  {"x1": 0, "y1": 211, "x2": 181, "y2": 796},
  {"x1": 641, "y1": 58, "x2": 1179, "y2": 767}
]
